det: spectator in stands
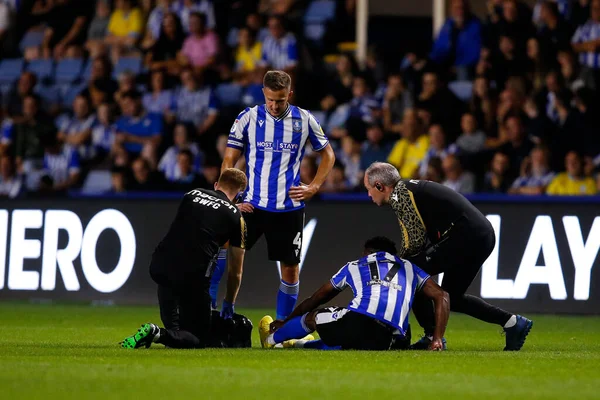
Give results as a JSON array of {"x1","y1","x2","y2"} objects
[
  {"x1": 557, "y1": 49, "x2": 585, "y2": 91},
  {"x1": 0, "y1": 0, "x2": 14, "y2": 57},
  {"x1": 146, "y1": 0, "x2": 174, "y2": 41},
  {"x1": 14, "y1": 94, "x2": 57, "y2": 187},
  {"x1": 536, "y1": 70, "x2": 567, "y2": 123},
  {"x1": 91, "y1": 102, "x2": 117, "y2": 164},
  {"x1": 320, "y1": 53, "x2": 356, "y2": 114},
  {"x1": 456, "y1": 112, "x2": 487, "y2": 153},
  {"x1": 320, "y1": 160, "x2": 349, "y2": 193},
  {"x1": 233, "y1": 27, "x2": 263, "y2": 85},
  {"x1": 85, "y1": 0, "x2": 112, "y2": 59},
  {"x1": 127, "y1": 156, "x2": 166, "y2": 191},
  {"x1": 106, "y1": 0, "x2": 144, "y2": 62},
  {"x1": 115, "y1": 90, "x2": 163, "y2": 166},
  {"x1": 178, "y1": 12, "x2": 219, "y2": 77},
  {"x1": 346, "y1": 76, "x2": 380, "y2": 129},
  {"x1": 83, "y1": 56, "x2": 119, "y2": 109},
  {"x1": 3, "y1": 72, "x2": 37, "y2": 123},
  {"x1": 430, "y1": 0, "x2": 482, "y2": 79},
  {"x1": 145, "y1": 12, "x2": 186, "y2": 75},
  {"x1": 482, "y1": 151, "x2": 512, "y2": 193},
  {"x1": 492, "y1": 34, "x2": 527, "y2": 90},
  {"x1": 442, "y1": 153, "x2": 475, "y2": 194},
  {"x1": 387, "y1": 109, "x2": 430, "y2": 179},
  {"x1": 469, "y1": 75, "x2": 497, "y2": 133},
  {"x1": 549, "y1": 90, "x2": 586, "y2": 170},
  {"x1": 360, "y1": 124, "x2": 393, "y2": 173},
  {"x1": 382, "y1": 73, "x2": 413, "y2": 135},
  {"x1": 38, "y1": 134, "x2": 81, "y2": 196},
  {"x1": 416, "y1": 71, "x2": 464, "y2": 136},
  {"x1": 492, "y1": 88, "x2": 523, "y2": 147},
  {"x1": 57, "y1": 94, "x2": 96, "y2": 163},
  {"x1": 571, "y1": 0, "x2": 600, "y2": 87},
  {"x1": 537, "y1": 0, "x2": 572, "y2": 66},
  {"x1": 172, "y1": 0, "x2": 216, "y2": 33},
  {"x1": 486, "y1": 0, "x2": 534, "y2": 58},
  {"x1": 0, "y1": 153, "x2": 23, "y2": 199},
  {"x1": 158, "y1": 122, "x2": 203, "y2": 182},
  {"x1": 38, "y1": 0, "x2": 94, "y2": 60},
  {"x1": 572, "y1": 0, "x2": 592, "y2": 28},
  {"x1": 338, "y1": 136, "x2": 362, "y2": 189},
  {"x1": 114, "y1": 70, "x2": 137, "y2": 107},
  {"x1": 421, "y1": 157, "x2": 445, "y2": 183},
  {"x1": 418, "y1": 124, "x2": 458, "y2": 178},
  {"x1": 498, "y1": 114, "x2": 535, "y2": 178},
  {"x1": 522, "y1": 95, "x2": 553, "y2": 144},
  {"x1": 526, "y1": 37, "x2": 547, "y2": 91},
  {"x1": 143, "y1": 70, "x2": 175, "y2": 116},
  {"x1": 166, "y1": 149, "x2": 209, "y2": 191},
  {"x1": 509, "y1": 145, "x2": 555, "y2": 194},
  {"x1": 259, "y1": 16, "x2": 298, "y2": 74},
  {"x1": 171, "y1": 68, "x2": 219, "y2": 136},
  {"x1": 547, "y1": 150, "x2": 597, "y2": 195},
  {"x1": 110, "y1": 165, "x2": 128, "y2": 193}
]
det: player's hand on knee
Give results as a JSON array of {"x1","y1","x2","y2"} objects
[
  {"x1": 270, "y1": 320, "x2": 285, "y2": 333},
  {"x1": 236, "y1": 203, "x2": 254, "y2": 213},
  {"x1": 429, "y1": 339, "x2": 444, "y2": 351}
]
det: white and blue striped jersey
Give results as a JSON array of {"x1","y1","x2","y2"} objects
[
  {"x1": 260, "y1": 33, "x2": 298, "y2": 70},
  {"x1": 572, "y1": 20, "x2": 600, "y2": 69},
  {"x1": 330, "y1": 252, "x2": 430, "y2": 335},
  {"x1": 227, "y1": 104, "x2": 329, "y2": 211},
  {"x1": 43, "y1": 147, "x2": 81, "y2": 186},
  {"x1": 58, "y1": 114, "x2": 97, "y2": 160}
]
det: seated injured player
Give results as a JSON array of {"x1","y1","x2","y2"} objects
[{"x1": 259, "y1": 237, "x2": 450, "y2": 351}]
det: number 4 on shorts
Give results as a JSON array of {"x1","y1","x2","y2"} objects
[{"x1": 293, "y1": 232, "x2": 301, "y2": 257}]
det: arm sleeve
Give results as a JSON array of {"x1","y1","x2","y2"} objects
[
  {"x1": 330, "y1": 263, "x2": 350, "y2": 291},
  {"x1": 307, "y1": 112, "x2": 329, "y2": 151},
  {"x1": 227, "y1": 108, "x2": 251, "y2": 150},
  {"x1": 413, "y1": 264, "x2": 431, "y2": 291}
]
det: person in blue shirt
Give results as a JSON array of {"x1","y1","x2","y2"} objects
[
  {"x1": 430, "y1": 0, "x2": 482, "y2": 79},
  {"x1": 259, "y1": 236, "x2": 450, "y2": 351},
  {"x1": 114, "y1": 90, "x2": 163, "y2": 165}
]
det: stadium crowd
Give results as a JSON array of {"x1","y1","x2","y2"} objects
[{"x1": 0, "y1": 0, "x2": 599, "y2": 198}]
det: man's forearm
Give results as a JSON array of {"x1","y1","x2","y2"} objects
[
  {"x1": 432, "y1": 291, "x2": 450, "y2": 341},
  {"x1": 224, "y1": 246, "x2": 244, "y2": 303},
  {"x1": 221, "y1": 148, "x2": 242, "y2": 173}
]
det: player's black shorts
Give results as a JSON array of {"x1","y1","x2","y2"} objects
[
  {"x1": 314, "y1": 307, "x2": 395, "y2": 350},
  {"x1": 242, "y1": 208, "x2": 304, "y2": 265}
]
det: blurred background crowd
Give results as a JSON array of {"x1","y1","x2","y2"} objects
[{"x1": 0, "y1": 0, "x2": 599, "y2": 198}]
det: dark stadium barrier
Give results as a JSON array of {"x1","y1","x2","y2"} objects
[{"x1": 0, "y1": 197, "x2": 598, "y2": 314}]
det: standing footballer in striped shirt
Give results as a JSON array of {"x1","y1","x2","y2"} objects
[
  {"x1": 218, "y1": 70, "x2": 335, "y2": 321},
  {"x1": 260, "y1": 237, "x2": 450, "y2": 351}
]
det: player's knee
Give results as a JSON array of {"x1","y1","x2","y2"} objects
[{"x1": 304, "y1": 311, "x2": 317, "y2": 331}]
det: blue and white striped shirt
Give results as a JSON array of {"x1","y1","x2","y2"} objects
[
  {"x1": 43, "y1": 146, "x2": 81, "y2": 186},
  {"x1": 58, "y1": 114, "x2": 97, "y2": 161},
  {"x1": 572, "y1": 20, "x2": 600, "y2": 69},
  {"x1": 171, "y1": 0, "x2": 216, "y2": 33},
  {"x1": 227, "y1": 104, "x2": 329, "y2": 211},
  {"x1": 330, "y1": 252, "x2": 430, "y2": 335},
  {"x1": 158, "y1": 143, "x2": 203, "y2": 181},
  {"x1": 260, "y1": 33, "x2": 298, "y2": 70},
  {"x1": 175, "y1": 87, "x2": 218, "y2": 126}
]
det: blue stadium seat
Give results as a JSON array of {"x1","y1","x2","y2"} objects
[
  {"x1": 448, "y1": 80, "x2": 474, "y2": 102},
  {"x1": 36, "y1": 84, "x2": 62, "y2": 106},
  {"x1": 26, "y1": 59, "x2": 54, "y2": 82},
  {"x1": 61, "y1": 82, "x2": 87, "y2": 107},
  {"x1": 0, "y1": 58, "x2": 25, "y2": 86},
  {"x1": 304, "y1": 0, "x2": 336, "y2": 23},
  {"x1": 55, "y1": 58, "x2": 84, "y2": 84},
  {"x1": 242, "y1": 83, "x2": 263, "y2": 107},
  {"x1": 81, "y1": 170, "x2": 113, "y2": 194},
  {"x1": 216, "y1": 83, "x2": 243, "y2": 107},
  {"x1": 113, "y1": 57, "x2": 142, "y2": 79},
  {"x1": 19, "y1": 30, "x2": 45, "y2": 53},
  {"x1": 309, "y1": 110, "x2": 328, "y2": 128}
]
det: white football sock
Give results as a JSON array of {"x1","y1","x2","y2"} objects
[
  {"x1": 267, "y1": 334, "x2": 276, "y2": 345},
  {"x1": 504, "y1": 315, "x2": 517, "y2": 328}
]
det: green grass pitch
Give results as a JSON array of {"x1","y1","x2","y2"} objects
[{"x1": 0, "y1": 303, "x2": 599, "y2": 400}]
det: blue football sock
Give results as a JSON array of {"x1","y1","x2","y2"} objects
[
  {"x1": 209, "y1": 248, "x2": 227, "y2": 308},
  {"x1": 273, "y1": 315, "x2": 312, "y2": 343},
  {"x1": 302, "y1": 340, "x2": 341, "y2": 350},
  {"x1": 276, "y1": 279, "x2": 299, "y2": 320}
]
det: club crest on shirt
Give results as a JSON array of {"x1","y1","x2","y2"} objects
[{"x1": 292, "y1": 118, "x2": 302, "y2": 133}]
